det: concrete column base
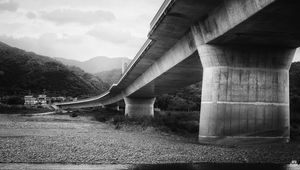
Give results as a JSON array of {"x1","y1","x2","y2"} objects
[
  {"x1": 124, "y1": 97, "x2": 156, "y2": 118},
  {"x1": 196, "y1": 45, "x2": 295, "y2": 144},
  {"x1": 198, "y1": 136, "x2": 289, "y2": 145},
  {"x1": 102, "y1": 105, "x2": 120, "y2": 111}
]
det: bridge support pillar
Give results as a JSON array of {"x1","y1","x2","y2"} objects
[
  {"x1": 124, "y1": 97, "x2": 156, "y2": 118},
  {"x1": 197, "y1": 45, "x2": 295, "y2": 144},
  {"x1": 102, "y1": 105, "x2": 120, "y2": 111}
]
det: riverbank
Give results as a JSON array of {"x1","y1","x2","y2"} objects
[
  {"x1": 83, "y1": 108, "x2": 300, "y2": 143},
  {"x1": 0, "y1": 104, "x2": 53, "y2": 115},
  {"x1": 0, "y1": 114, "x2": 300, "y2": 164}
]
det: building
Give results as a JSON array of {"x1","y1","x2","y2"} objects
[
  {"x1": 50, "y1": 96, "x2": 66, "y2": 103},
  {"x1": 37, "y1": 94, "x2": 47, "y2": 105},
  {"x1": 24, "y1": 95, "x2": 36, "y2": 106}
]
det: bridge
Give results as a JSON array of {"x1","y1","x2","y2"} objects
[{"x1": 55, "y1": 0, "x2": 300, "y2": 144}]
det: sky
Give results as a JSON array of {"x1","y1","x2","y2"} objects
[
  {"x1": 0, "y1": 0, "x2": 299, "y2": 62},
  {"x1": 0, "y1": 0, "x2": 164, "y2": 61}
]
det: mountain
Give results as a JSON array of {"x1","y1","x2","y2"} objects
[
  {"x1": 0, "y1": 41, "x2": 109, "y2": 98},
  {"x1": 55, "y1": 56, "x2": 131, "y2": 74},
  {"x1": 95, "y1": 69, "x2": 122, "y2": 86}
]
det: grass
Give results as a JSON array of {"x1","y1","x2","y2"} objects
[
  {"x1": 59, "y1": 107, "x2": 300, "y2": 142},
  {"x1": 0, "y1": 104, "x2": 53, "y2": 114},
  {"x1": 76, "y1": 107, "x2": 199, "y2": 137}
]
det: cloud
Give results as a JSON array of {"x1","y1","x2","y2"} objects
[
  {"x1": 26, "y1": 11, "x2": 36, "y2": 19},
  {"x1": 0, "y1": 31, "x2": 145, "y2": 61},
  {"x1": 0, "y1": 34, "x2": 85, "y2": 58},
  {"x1": 40, "y1": 9, "x2": 116, "y2": 25},
  {"x1": 0, "y1": 0, "x2": 18, "y2": 12},
  {"x1": 0, "y1": 0, "x2": 164, "y2": 60},
  {"x1": 87, "y1": 26, "x2": 134, "y2": 44}
]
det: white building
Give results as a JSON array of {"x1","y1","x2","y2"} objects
[
  {"x1": 37, "y1": 94, "x2": 47, "y2": 105},
  {"x1": 24, "y1": 95, "x2": 36, "y2": 106}
]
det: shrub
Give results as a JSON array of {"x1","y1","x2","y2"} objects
[{"x1": 6, "y1": 96, "x2": 24, "y2": 105}]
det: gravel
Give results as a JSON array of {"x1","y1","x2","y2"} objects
[{"x1": 0, "y1": 114, "x2": 300, "y2": 164}]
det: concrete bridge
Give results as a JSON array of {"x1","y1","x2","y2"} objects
[{"x1": 55, "y1": 0, "x2": 300, "y2": 144}]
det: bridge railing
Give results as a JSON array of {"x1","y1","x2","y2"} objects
[
  {"x1": 149, "y1": 0, "x2": 174, "y2": 35},
  {"x1": 55, "y1": 39, "x2": 154, "y2": 108},
  {"x1": 54, "y1": 91, "x2": 109, "y2": 106},
  {"x1": 114, "y1": 39, "x2": 153, "y2": 88},
  {"x1": 55, "y1": 0, "x2": 175, "y2": 108}
]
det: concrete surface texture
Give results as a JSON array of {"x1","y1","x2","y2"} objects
[
  {"x1": 195, "y1": 44, "x2": 295, "y2": 143},
  {"x1": 54, "y1": 0, "x2": 300, "y2": 143},
  {"x1": 124, "y1": 97, "x2": 156, "y2": 118}
]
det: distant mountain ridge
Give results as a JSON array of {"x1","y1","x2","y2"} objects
[
  {"x1": 95, "y1": 69, "x2": 122, "y2": 86},
  {"x1": 55, "y1": 56, "x2": 131, "y2": 74},
  {"x1": 0, "y1": 41, "x2": 109, "y2": 97}
]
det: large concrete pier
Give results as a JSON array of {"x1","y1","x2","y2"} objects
[
  {"x1": 196, "y1": 45, "x2": 295, "y2": 143},
  {"x1": 55, "y1": 0, "x2": 300, "y2": 144},
  {"x1": 124, "y1": 97, "x2": 156, "y2": 118}
]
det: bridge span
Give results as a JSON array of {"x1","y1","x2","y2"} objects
[{"x1": 55, "y1": 0, "x2": 300, "y2": 144}]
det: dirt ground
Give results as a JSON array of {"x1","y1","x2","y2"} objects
[{"x1": 0, "y1": 114, "x2": 300, "y2": 164}]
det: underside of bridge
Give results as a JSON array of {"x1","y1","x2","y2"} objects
[
  {"x1": 191, "y1": 0, "x2": 300, "y2": 144},
  {"x1": 56, "y1": 0, "x2": 300, "y2": 144}
]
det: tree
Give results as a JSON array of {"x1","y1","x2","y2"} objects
[{"x1": 6, "y1": 96, "x2": 24, "y2": 105}]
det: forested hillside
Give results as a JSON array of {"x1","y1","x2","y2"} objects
[
  {"x1": 290, "y1": 62, "x2": 300, "y2": 121},
  {"x1": 0, "y1": 41, "x2": 109, "y2": 98},
  {"x1": 95, "y1": 69, "x2": 122, "y2": 86},
  {"x1": 55, "y1": 56, "x2": 130, "y2": 74},
  {"x1": 156, "y1": 62, "x2": 300, "y2": 115}
]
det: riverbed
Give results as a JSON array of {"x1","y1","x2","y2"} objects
[{"x1": 0, "y1": 114, "x2": 299, "y2": 164}]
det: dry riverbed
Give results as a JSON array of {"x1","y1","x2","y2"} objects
[{"x1": 0, "y1": 114, "x2": 300, "y2": 164}]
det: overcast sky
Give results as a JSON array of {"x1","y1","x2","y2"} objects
[
  {"x1": 0, "y1": 0, "x2": 299, "y2": 61},
  {"x1": 0, "y1": 0, "x2": 164, "y2": 61}
]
